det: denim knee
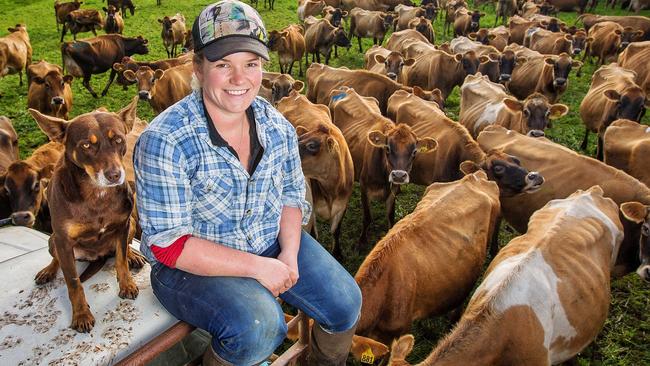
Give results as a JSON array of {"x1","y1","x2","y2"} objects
[
  {"x1": 323, "y1": 277, "x2": 362, "y2": 332},
  {"x1": 210, "y1": 300, "x2": 288, "y2": 365}
]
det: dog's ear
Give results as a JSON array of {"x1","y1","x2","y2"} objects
[
  {"x1": 39, "y1": 164, "x2": 56, "y2": 181},
  {"x1": 29, "y1": 108, "x2": 68, "y2": 143},
  {"x1": 117, "y1": 96, "x2": 138, "y2": 134}
]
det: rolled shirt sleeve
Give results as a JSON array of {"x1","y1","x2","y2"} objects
[
  {"x1": 134, "y1": 129, "x2": 194, "y2": 255},
  {"x1": 281, "y1": 124, "x2": 312, "y2": 226}
]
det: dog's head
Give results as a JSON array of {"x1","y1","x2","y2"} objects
[{"x1": 29, "y1": 97, "x2": 137, "y2": 188}]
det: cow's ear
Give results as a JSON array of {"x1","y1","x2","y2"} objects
[
  {"x1": 292, "y1": 80, "x2": 305, "y2": 92},
  {"x1": 468, "y1": 32, "x2": 477, "y2": 40},
  {"x1": 153, "y1": 69, "x2": 165, "y2": 80},
  {"x1": 404, "y1": 57, "x2": 416, "y2": 66},
  {"x1": 342, "y1": 11, "x2": 348, "y2": 17},
  {"x1": 29, "y1": 109, "x2": 68, "y2": 143},
  {"x1": 412, "y1": 85, "x2": 424, "y2": 97},
  {"x1": 39, "y1": 164, "x2": 56, "y2": 181},
  {"x1": 635, "y1": 30, "x2": 644, "y2": 38},
  {"x1": 281, "y1": 31, "x2": 289, "y2": 37},
  {"x1": 614, "y1": 29, "x2": 622, "y2": 35},
  {"x1": 374, "y1": 54, "x2": 387, "y2": 64},
  {"x1": 479, "y1": 55, "x2": 489, "y2": 63},
  {"x1": 603, "y1": 89, "x2": 621, "y2": 102},
  {"x1": 367, "y1": 130, "x2": 388, "y2": 148},
  {"x1": 102, "y1": 7, "x2": 108, "y2": 12},
  {"x1": 389, "y1": 335, "x2": 415, "y2": 363},
  {"x1": 122, "y1": 69, "x2": 136, "y2": 82},
  {"x1": 460, "y1": 160, "x2": 481, "y2": 175},
  {"x1": 488, "y1": 33, "x2": 497, "y2": 40},
  {"x1": 586, "y1": 37, "x2": 594, "y2": 43},
  {"x1": 63, "y1": 75, "x2": 74, "y2": 84},
  {"x1": 480, "y1": 12, "x2": 486, "y2": 17},
  {"x1": 544, "y1": 57, "x2": 555, "y2": 66},
  {"x1": 32, "y1": 77, "x2": 45, "y2": 85},
  {"x1": 416, "y1": 137, "x2": 437, "y2": 153},
  {"x1": 454, "y1": 53, "x2": 463, "y2": 62},
  {"x1": 261, "y1": 78, "x2": 273, "y2": 89},
  {"x1": 295, "y1": 125, "x2": 309, "y2": 137},
  {"x1": 503, "y1": 97, "x2": 523, "y2": 112},
  {"x1": 113, "y1": 62, "x2": 125, "y2": 72},
  {"x1": 157, "y1": 19, "x2": 163, "y2": 23},
  {"x1": 326, "y1": 136, "x2": 338, "y2": 153},
  {"x1": 549, "y1": 103, "x2": 569, "y2": 119},
  {"x1": 516, "y1": 56, "x2": 528, "y2": 65},
  {"x1": 621, "y1": 202, "x2": 648, "y2": 224},
  {"x1": 571, "y1": 60, "x2": 582, "y2": 69},
  {"x1": 117, "y1": 96, "x2": 138, "y2": 133},
  {"x1": 171, "y1": 19, "x2": 177, "y2": 24},
  {"x1": 563, "y1": 34, "x2": 572, "y2": 41},
  {"x1": 7, "y1": 27, "x2": 16, "y2": 32}
]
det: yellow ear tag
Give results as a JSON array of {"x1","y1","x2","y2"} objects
[{"x1": 360, "y1": 347, "x2": 375, "y2": 364}]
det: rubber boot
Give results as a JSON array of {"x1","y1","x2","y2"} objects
[
  {"x1": 202, "y1": 345, "x2": 232, "y2": 366},
  {"x1": 307, "y1": 322, "x2": 357, "y2": 366}
]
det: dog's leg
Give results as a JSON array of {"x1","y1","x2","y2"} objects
[
  {"x1": 115, "y1": 231, "x2": 139, "y2": 299},
  {"x1": 57, "y1": 237, "x2": 95, "y2": 332},
  {"x1": 126, "y1": 215, "x2": 146, "y2": 269},
  {"x1": 35, "y1": 236, "x2": 61, "y2": 284}
]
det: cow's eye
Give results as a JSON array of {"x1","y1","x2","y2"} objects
[
  {"x1": 32, "y1": 182, "x2": 40, "y2": 192},
  {"x1": 494, "y1": 165, "x2": 505, "y2": 175},
  {"x1": 82, "y1": 143, "x2": 90, "y2": 149},
  {"x1": 45, "y1": 83, "x2": 50, "y2": 89},
  {"x1": 115, "y1": 137, "x2": 123, "y2": 144},
  {"x1": 523, "y1": 109, "x2": 531, "y2": 117}
]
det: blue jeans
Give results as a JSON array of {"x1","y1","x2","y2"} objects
[{"x1": 150, "y1": 231, "x2": 362, "y2": 365}]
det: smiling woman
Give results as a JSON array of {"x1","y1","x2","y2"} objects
[{"x1": 132, "y1": 1, "x2": 362, "y2": 365}]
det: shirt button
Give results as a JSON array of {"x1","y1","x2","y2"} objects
[
  {"x1": 245, "y1": 209, "x2": 252, "y2": 216},
  {"x1": 247, "y1": 234, "x2": 252, "y2": 240}
]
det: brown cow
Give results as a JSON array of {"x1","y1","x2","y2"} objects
[
  {"x1": 405, "y1": 48, "x2": 487, "y2": 101},
  {"x1": 107, "y1": 0, "x2": 135, "y2": 18},
  {"x1": 322, "y1": 6, "x2": 348, "y2": 28},
  {"x1": 443, "y1": 0, "x2": 468, "y2": 36},
  {"x1": 618, "y1": 40, "x2": 650, "y2": 95},
  {"x1": 407, "y1": 16, "x2": 435, "y2": 43},
  {"x1": 385, "y1": 29, "x2": 433, "y2": 59},
  {"x1": 341, "y1": 0, "x2": 392, "y2": 11},
  {"x1": 477, "y1": 125, "x2": 650, "y2": 278},
  {"x1": 395, "y1": 4, "x2": 438, "y2": 31},
  {"x1": 389, "y1": 186, "x2": 624, "y2": 365},
  {"x1": 364, "y1": 46, "x2": 414, "y2": 82},
  {"x1": 27, "y1": 62, "x2": 74, "y2": 120},
  {"x1": 112, "y1": 53, "x2": 192, "y2": 90},
  {"x1": 604, "y1": 119, "x2": 650, "y2": 188},
  {"x1": 61, "y1": 9, "x2": 104, "y2": 42},
  {"x1": 0, "y1": 24, "x2": 32, "y2": 87},
  {"x1": 460, "y1": 73, "x2": 568, "y2": 138},
  {"x1": 584, "y1": 21, "x2": 643, "y2": 66},
  {"x1": 122, "y1": 62, "x2": 192, "y2": 115},
  {"x1": 304, "y1": 16, "x2": 351, "y2": 65},
  {"x1": 54, "y1": 0, "x2": 83, "y2": 32},
  {"x1": 259, "y1": 72, "x2": 305, "y2": 106},
  {"x1": 528, "y1": 28, "x2": 582, "y2": 56},
  {"x1": 349, "y1": 8, "x2": 395, "y2": 52},
  {"x1": 454, "y1": 8, "x2": 485, "y2": 37},
  {"x1": 495, "y1": 0, "x2": 517, "y2": 26},
  {"x1": 61, "y1": 34, "x2": 149, "y2": 97},
  {"x1": 580, "y1": 63, "x2": 648, "y2": 159},
  {"x1": 328, "y1": 87, "x2": 437, "y2": 247},
  {"x1": 508, "y1": 52, "x2": 581, "y2": 102},
  {"x1": 276, "y1": 90, "x2": 354, "y2": 258},
  {"x1": 298, "y1": 0, "x2": 327, "y2": 21},
  {"x1": 472, "y1": 26, "x2": 511, "y2": 51},
  {"x1": 509, "y1": 15, "x2": 541, "y2": 44},
  {"x1": 578, "y1": 14, "x2": 650, "y2": 40},
  {"x1": 269, "y1": 24, "x2": 306, "y2": 76},
  {"x1": 306, "y1": 63, "x2": 415, "y2": 114},
  {"x1": 103, "y1": 5, "x2": 124, "y2": 34},
  {"x1": 0, "y1": 117, "x2": 18, "y2": 173},
  {"x1": 449, "y1": 37, "x2": 508, "y2": 83},
  {"x1": 0, "y1": 142, "x2": 63, "y2": 232},
  {"x1": 158, "y1": 13, "x2": 186, "y2": 58}
]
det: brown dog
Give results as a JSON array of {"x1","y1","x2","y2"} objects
[{"x1": 30, "y1": 97, "x2": 145, "y2": 333}]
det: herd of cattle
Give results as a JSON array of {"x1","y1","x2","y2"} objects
[{"x1": 1, "y1": 0, "x2": 650, "y2": 364}]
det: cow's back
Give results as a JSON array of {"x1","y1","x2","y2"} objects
[
  {"x1": 604, "y1": 119, "x2": 650, "y2": 188},
  {"x1": 150, "y1": 62, "x2": 192, "y2": 114},
  {"x1": 459, "y1": 73, "x2": 510, "y2": 137},
  {"x1": 618, "y1": 41, "x2": 650, "y2": 94}
]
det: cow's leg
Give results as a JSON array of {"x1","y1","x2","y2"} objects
[
  {"x1": 581, "y1": 128, "x2": 590, "y2": 150},
  {"x1": 358, "y1": 184, "x2": 372, "y2": 251},
  {"x1": 18, "y1": 70, "x2": 23, "y2": 87},
  {"x1": 330, "y1": 208, "x2": 346, "y2": 260},
  {"x1": 101, "y1": 69, "x2": 118, "y2": 97},
  {"x1": 298, "y1": 59, "x2": 303, "y2": 77},
  {"x1": 325, "y1": 50, "x2": 331, "y2": 64},
  {"x1": 305, "y1": 52, "x2": 309, "y2": 69},
  {"x1": 288, "y1": 61, "x2": 294, "y2": 75},
  {"x1": 91, "y1": 28, "x2": 97, "y2": 37},
  {"x1": 597, "y1": 135, "x2": 604, "y2": 161},
  {"x1": 83, "y1": 74, "x2": 98, "y2": 98},
  {"x1": 334, "y1": 45, "x2": 338, "y2": 58},
  {"x1": 386, "y1": 187, "x2": 398, "y2": 228},
  {"x1": 60, "y1": 25, "x2": 67, "y2": 42}
]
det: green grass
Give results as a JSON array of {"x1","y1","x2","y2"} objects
[{"x1": 0, "y1": 0, "x2": 649, "y2": 364}]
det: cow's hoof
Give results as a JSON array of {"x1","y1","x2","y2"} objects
[
  {"x1": 119, "y1": 282, "x2": 139, "y2": 299},
  {"x1": 71, "y1": 311, "x2": 95, "y2": 333}
]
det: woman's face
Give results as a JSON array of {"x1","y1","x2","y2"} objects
[{"x1": 194, "y1": 51, "x2": 263, "y2": 118}]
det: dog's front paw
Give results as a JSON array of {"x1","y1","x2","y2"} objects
[
  {"x1": 71, "y1": 310, "x2": 95, "y2": 333},
  {"x1": 35, "y1": 267, "x2": 57, "y2": 284},
  {"x1": 119, "y1": 281, "x2": 139, "y2": 299},
  {"x1": 127, "y1": 250, "x2": 147, "y2": 269}
]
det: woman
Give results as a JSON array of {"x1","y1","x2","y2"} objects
[{"x1": 133, "y1": 1, "x2": 362, "y2": 365}]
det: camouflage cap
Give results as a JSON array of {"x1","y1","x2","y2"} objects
[{"x1": 192, "y1": 0, "x2": 269, "y2": 61}]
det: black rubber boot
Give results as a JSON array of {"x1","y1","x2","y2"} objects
[
  {"x1": 202, "y1": 345, "x2": 232, "y2": 366},
  {"x1": 307, "y1": 322, "x2": 357, "y2": 366}
]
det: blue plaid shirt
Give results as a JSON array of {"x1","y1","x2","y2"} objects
[{"x1": 133, "y1": 90, "x2": 311, "y2": 264}]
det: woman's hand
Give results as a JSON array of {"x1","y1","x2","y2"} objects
[{"x1": 252, "y1": 257, "x2": 295, "y2": 297}]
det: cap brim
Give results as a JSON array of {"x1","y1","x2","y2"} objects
[{"x1": 203, "y1": 36, "x2": 270, "y2": 62}]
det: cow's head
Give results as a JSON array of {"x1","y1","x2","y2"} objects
[
  {"x1": 7, "y1": 24, "x2": 27, "y2": 34},
  {"x1": 497, "y1": 50, "x2": 519, "y2": 84},
  {"x1": 183, "y1": 30, "x2": 194, "y2": 52},
  {"x1": 32, "y1": 71, "x2": 73, "y2": 107},
  {"x1": 555, "y1": 34, "x2": 575, "y2": 55},
  {"x1": 619, "y1": 27, "x2": 644, "y2": 50},
  {"x1": 333, "y1": 26, "x2": 351, "y2": 48},
  {"x1": 461, "y1": 149, "x2": 544, "y2": 197},
  {"x1": 0, "y1": 160, "x2": 54, "y2": 228},
  {"x1": 367, "y1": 124, "x2": 437, "y2": 185},
  {"x1": 423, "y1": 3, "x2": 438, "y2": 19},
  {"x1": 261, "y1": 75, "x2": 304, "y2": 106},
  {"x1": 375, "y1": 51, "x2": 415, "y2": 81},
  {"x1": 0, "y1": 117, "x2": 18, "y2": 167},
  {"x1": 544, "y1": 18, "x2": 562, "y2": 32},
  {"x1": 412, "y1": 17, "x2": 432, "y2": 40},
  {"x1": 620, "y1": 202, "x2": 650, "y2": 283},
  {"x1": 456, "y1": 50, "x2": 481, "y2": 76},
  {"x1": 478, "y1": 52, "x2": 501, "y2": 83},
  {"x1": 380, "y1": 12, "x2": 396, "y2": 31},
  {"x1": 267, "y1": 30, "x2": 286, "y2": 51},
  {"x1": 601, "y1": 87, "x2": 649, "y2": 128},
  {"x1": 412, "y1": 86, "x2": 444, "y2": 110},
  {"x1": 113, "y1": 57, "x2": 139, "y2": 87},
  {"x1": 323, "y1": 6, "x2": 347, "y2": 28},
  {"x1": 295, "y1": 123, "x2": 343, "y2": 178},
  {"x1": 29, "y1": 97, "x2": 137, "y2": 188},
  {"x1": 158, "y1": 16, "x2": 177, "y2": 36},
  {"x1": 571, "y1": 30, "x2": 587, "y2": 55},
  {"x1": 127, "y1": 35, "x2": 149, "y2": 55},
  {"x1": 469, "y1": 11, "x2": 485, "y2": 33},
  {"x1": 502, "y1": 93, "x2": 568, "y2": 137},
  {"x1": 539, "y1": 2, "x2": 557, "y2": 15},
  {"x1": 469, "y1": 28, "x2": 489, "y2": 44},
  {"x1": 122, "y1": 66, "x2": 163, "y2": 101},
  {"x1": 103, "y1": 5, "x2": 120, "y2": 21},
  {"x1": 545, "y1": 53, "x2": 581, "y2": 89}
]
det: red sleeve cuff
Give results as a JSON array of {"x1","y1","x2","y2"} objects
[{"x1": 151, "y1": 235, "x2": 191, "y2": 269}]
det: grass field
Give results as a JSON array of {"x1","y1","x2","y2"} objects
[{"x1": 0, "y1": 0, "x2": 649, "y2": 364}]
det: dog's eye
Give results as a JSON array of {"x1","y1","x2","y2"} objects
[{"x1": 82, "y1": 143, "x2": 90, "y2": 149}]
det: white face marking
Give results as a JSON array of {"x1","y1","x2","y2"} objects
[
  {"x1": 95, "y1": 168, "x2": 126, "y2": 188},
  {"x1": 472, "y1": 248, "x2": 577, "y2": 363},
  {"x1": 546, "y1": 192, "x2": 623, "y2": 265}
]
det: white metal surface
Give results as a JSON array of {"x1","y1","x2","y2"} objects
[{"x1": 0, "y1": 226, "x2": 178, "y2": 365}]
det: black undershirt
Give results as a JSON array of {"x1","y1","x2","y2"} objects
[{"x1": 202, "y1": 100, "x2": 264, "y2": 175}]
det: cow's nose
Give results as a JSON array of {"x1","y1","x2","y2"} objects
[
  {"x1": 555, "y1": 78, "x2": 566, "y2": 86},
  {"x1": 386, "y1": 72, "x2": 397, "y2": 80},
  {"x1": 138, "y1": 91, "x2": 150, "y2": 100},
  {"x1": 11, "y1": 211, "x2": 35, "y2": 227},
  {"x1": 105, "y1": 168, "x2": 122, "y2": 184},
  {"x1": 390, "y1": 170, "x2": 409, "y2": 184},
  {"x1": 573, "y1": 48, "x2": 581, "y2": 55},
  {"x1": 526, "y1": 172, "x2": 544, "y2": 186},
  {"x1": 527, "y1": 129, "x2": 545, "y2": 138},
  {"x1": 638, "y1": 265, "x2": 650, "y2": 283},
  {"x1": 52, "y1": 96, "x2": 64, "y2": 105},
  {"x1": 620, "y1": 42, "x2": 630, "y2": 49},
  {"x1": 499, "y1": 74, "x2": 511, "y2": 82}
]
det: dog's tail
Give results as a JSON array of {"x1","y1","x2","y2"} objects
[{"x1": 80, "y1": 257, "x2": 108, "y2": 283}]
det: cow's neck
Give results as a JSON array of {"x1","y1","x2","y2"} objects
[{"x1": 122, "y1": 37, "x2": 141, "y2": 55}]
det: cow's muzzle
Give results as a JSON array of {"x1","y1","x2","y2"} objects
[
  {"x1": 11, "y1": 211, "x2": 35, "y2": 227},
  {"x1": 620, "y1": 42, "x2": 630, "y2": 50},
  {"x1": 554, "y1": 78, "x2": 567, "y2": 87},
  {"x1": 573, "y1": 48, "x2": 582, "y2": 55},
  {"x1": 523, "y1": 171, "x2": 544, "y2": 193},
  {"x1": 389, "y1": 170, "x2": 410, "y2": 184},
  {"x1": 527, "y1": 129, "x2": 545, "y2": 138},
  {"x1": 386, "y1": 72, "x2": 397, "y2": 80},
  {"x1": 138, "y1": 91, "x2": 151, "y2": 100},
  {"x1": 51, "y1": 96, "x2": 65, "y2": 105},
  {"x1": 637, "y1": 265, "x2": 650, "y2": 283},
  {"x1": 499, "y1": 74, "x2": 511, "y2": 82}
]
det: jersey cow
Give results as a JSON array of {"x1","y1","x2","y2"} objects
[{"x1": 27, "y1": 61, "x2": 74, "y2": 120}]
